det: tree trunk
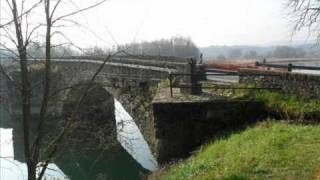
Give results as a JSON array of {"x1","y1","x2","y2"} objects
[{"x1": 11, "y1": 0, "x2": 36, "y2": 179}]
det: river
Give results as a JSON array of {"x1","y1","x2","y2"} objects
[{"x1": 0, "y1": 99, "x2": 157, "y2": 179}]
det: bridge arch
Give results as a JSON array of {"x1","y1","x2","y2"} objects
[{"x1": 62, "y1": 81, "x2": 118, "y2": 148}]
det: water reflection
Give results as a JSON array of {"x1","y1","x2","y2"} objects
[
  {"x1": 0, "y1": 129, "x2": 66, "y2": 179},
  {"x1": 0, "y1": 98, "x2": 157, "y2": 179},
  {"x1": 115, "y1": 99, "x2": 157, "y2": 171},
  {"x1": 54, "y1": 146, "x2": 148, "y2": 180}
]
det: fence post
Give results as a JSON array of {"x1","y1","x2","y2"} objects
[
  {"x1": 169, "y1": 73, "x2": 173, "y2": 98},
  {"x1": 179, "y1": 58, "x2": 202, "y2": 95},
  {"x1": 288, "y1": 63, "x2": 293, "y2": 72}
]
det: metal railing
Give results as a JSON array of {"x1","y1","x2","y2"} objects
[{"x1": 255, "y1": 61, "x2": 320, "y2": 72}]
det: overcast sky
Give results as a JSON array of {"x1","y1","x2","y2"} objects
[{"x1": 1, "y1": 0, "x2": 314, "y2": 48}]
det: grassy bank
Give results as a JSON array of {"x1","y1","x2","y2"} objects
[
  {"x1": 234, "y1": 90, "x2": 320, "y2": 120},
  {"x1": 153, "y1": 121, "x2": 320, "y2": 180},
  {"x1": 204, "y1": 84, "x2": 320, "y2": 120}
]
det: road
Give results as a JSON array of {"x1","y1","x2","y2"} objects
[{"x1": 206, "y1": 72, "x2": 239, "y2": 84}]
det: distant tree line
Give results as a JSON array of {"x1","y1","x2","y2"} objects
[
  {"x1": 272, "y1": 46, "x2": 306, "y2": 59},
  {"x1": 117, "y1": 36, "x2": 200, "y2": 58},
  {"x1": 26, "y1": 42, "x2": 80, "y2": 58},
  {"x1": 23, "y1": 36, "x2": 200, "y2": 60},
  {"x1": 212, "y1": 45, "x2": 319, "y2": 61},
  {"x1": 6, "y1": 41, "x2": 319, "y2": 62}
]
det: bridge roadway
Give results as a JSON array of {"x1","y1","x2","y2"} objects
[{"x1": 45, "y1": 58, "x2": 179, "y2": 74}]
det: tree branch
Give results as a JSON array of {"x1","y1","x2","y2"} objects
[
  {"x1": 0, "y1": 0, "x2": 43, "y2": 28},
  {"x1": 52, "y1": 0, "x2": 107, "y2": 25}
]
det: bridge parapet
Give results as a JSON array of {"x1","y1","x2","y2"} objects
[
  {"x1": 49, "y1": 59, "x2": 178, "y2": 82},
  {"x1": 239, "y1": 68, "x2": 320, "y2": 100}
]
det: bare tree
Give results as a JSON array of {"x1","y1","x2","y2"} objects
[
  {"x1": 1, "y1": 0, "x2": 110, "y2": 179},
  {"x1": 288, "y1": 0, "x2": 320, "y2": 41},
  {"x1": 6, "y1": 1, "x2": 34, "y2": 179}
]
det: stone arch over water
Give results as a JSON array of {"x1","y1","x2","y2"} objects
[
  {"x1": 61, "y1": 81, "x2": 118, "y2": 149},
  {"x1": 2, "y1": 64, "x2": 159, "y2": 178}
]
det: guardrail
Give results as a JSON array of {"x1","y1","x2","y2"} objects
[{"x1": 255, "y1": 62, "x2": 320, "y2": 72}]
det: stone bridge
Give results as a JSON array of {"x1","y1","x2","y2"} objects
[
  {"x1": 4, "y1": 56, "x2": 186, "y2": 112},
  {"x1": 51, "y1": 58, "x2": 180, "y2": 86},
  {"x1": 1, "y1": 56, "x2": 190, "y2": 160}
]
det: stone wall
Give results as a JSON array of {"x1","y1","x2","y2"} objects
[
  {"x1": 239, "y1": 68, "x2": 320, "y2": 100},
  {"x1": 152, "y1": 100, "x2": 267, "y2": 163},
  {"x1": 7, "y1": 64, "x2": 64, "y2": 116},
  {"x1": 51, "y1": 60, "x2": 175, "y2": 83},
  {"x1": 115, "y1": 82, "x2": 159, "y2": 156}
]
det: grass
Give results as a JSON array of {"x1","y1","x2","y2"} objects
[
  {"x1": 202, "y1": 83, "x2": 320, "y2": 120},
  {"x1": 155, "y1": 121, "x2": 320, "y2": 180},
  {"x1": 232, "y1": 89, "x2": 320, "y2": 120}
]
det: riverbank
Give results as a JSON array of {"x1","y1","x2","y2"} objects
[
  {"x1": 199, "y1": 82, "x2": 320, "y2": 121},
  {"x1": 151, "y1": 121, "x2": 320, "y2": 179},
  {"x1": 229, "y1": 87, "x2": 320, "y2": 121},
  {"x1": 150, "y1": 84, "x2": 320, "y2": 179}
]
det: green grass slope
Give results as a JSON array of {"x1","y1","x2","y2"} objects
[
  {"x1": 234, "y1": 90, "x2": 320, "y2": 120},
  {"x1": 157, "y1": 121, "x2": 320, "y2": 180}
]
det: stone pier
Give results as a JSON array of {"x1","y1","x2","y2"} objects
[{"x1": 151, "y1": 85, "x2": 267, "y2": 163}]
